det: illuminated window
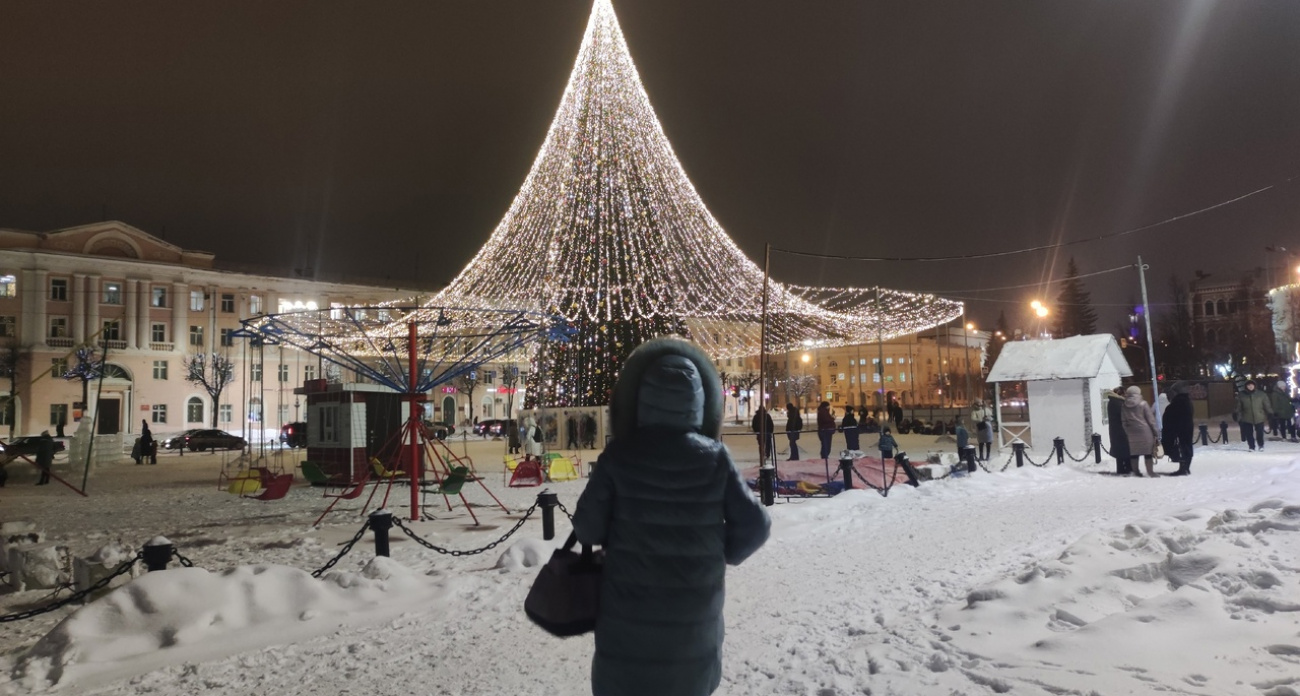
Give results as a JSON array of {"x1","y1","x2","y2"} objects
[
  {"x1": 151, "y1": 404, "x2": 168, "y2": 424},
  {"x1": 0, "y1": 275, "x2": 16, "y2": 297},
  {"x1": 190, "y1": 290, "x2": 204, "y2": 311},
  {"x1": 102, "y1": 282, "x2": 122, "y2": 304},
  {"x1": 151, "y1": 286, "x2": 167, "y2": 307}
]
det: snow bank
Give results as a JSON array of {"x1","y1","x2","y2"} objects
[{"x1": 11, "y1": 557, "x2": 450, "y2": 691}]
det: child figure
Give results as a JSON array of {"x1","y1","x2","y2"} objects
[{"x1": 878, "y1": 427, "x2": 898, "y2": 461}]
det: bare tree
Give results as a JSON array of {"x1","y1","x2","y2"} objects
[
  {"x1": 184, "y1": 353, "x2": 236, "y2": 427},
  {"x1": 62, "y1": 345, "x2": 103, "y2": 416},
  {"x1": 786, "y1": 373, "x2": 818, "y2": 413},
  {"x1": 455, "y1": 372, "x2": 480, "y2": 426}
]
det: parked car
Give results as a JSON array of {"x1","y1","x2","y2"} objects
[
  {"x1": 424, "y1": 421, "x2": 455, "y2": 440},
  {"x1": 162, "y1": 429, "x2": 205, "y2": 450},
  {"x1": 0, "y1": 436, "x2": 66, "y2": 463},
  {"x1": 280, "y1": 422, "x2": 308, "y2": 448},
  {"x1": 472, "y1": 419, "x2": 507, "y2": 437},
  {"x1": 171, "y1": 429, "x2": 246, "y2": 452}
]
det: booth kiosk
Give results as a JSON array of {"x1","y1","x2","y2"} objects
[{"x1": 986, "y1": 335, "x2": 1133, "y2": 453}]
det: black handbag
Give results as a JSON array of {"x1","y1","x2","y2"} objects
[{"x1": 524, "y1": 531, "x2": 603, "y2": 637}]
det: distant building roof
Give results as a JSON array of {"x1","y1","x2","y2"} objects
[{"x1": 986, "y1": 334, "x2": 1133, "y2": 382}]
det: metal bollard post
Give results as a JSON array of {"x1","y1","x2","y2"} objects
[
  {"x1": 1198, "y1": 424, "x2": 1209, "y2": 446},
  {"x1": 1219, "y1": 421, "x2": 1230, "y2": 444},
  {"x1": 1092, "y1": 433, "x2": 1102, "y2": 463},
  {"x1": 758, "y1": 465, "x2": 776, "y2": 506},
  {"x1": 1053, "y1": 437, "x2": 1064, "y2": 465},
  {"x1": 537, "y1": 491, "x2": 559, "y2": 540},
  {"x1": 895, "y1": 452, "x2": 920, "y2": 487},
  {"x1": 142, "y1": 539, "x2": 174, "y2": 572},
  {"x1": 839, "y1": 458, "x2": 854, "y2": 490},
  {"x1": 369, "y1": 510, "x2": 393, "y2": 558},
  {"x1": 1013, "y1": 441, "x2": 1025, "y2": 468}
]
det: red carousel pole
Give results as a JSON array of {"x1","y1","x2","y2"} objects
[{"x1": 408, "y1": 321, "x2": 421, "y2": 521}]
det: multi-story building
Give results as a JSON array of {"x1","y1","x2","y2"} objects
[
  {"x1": 0, "y1": 221, "x2": 420, "y2": 441},
  {"x1": 1189, "y1": 270, "x2": 1276, "y2": 373}
]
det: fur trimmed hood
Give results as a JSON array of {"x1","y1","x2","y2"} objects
[{"x1": 609, "y1": 337, "x2": 723, "y2": 442}]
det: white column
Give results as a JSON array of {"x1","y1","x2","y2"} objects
[
  {"x1": 86, "y1": 275, "x2": 101, "y2": 345},
  {"x1": 72, "y1": 273, "x2": 86, "y2": 344},
  {"x1": 125, "y1": 279, "x2": 139, "y2": 349},
  {"x1": 206, "y1": 285, "x2": 217, "y2": 355},
  {"x1": 137, "y1": 281, "x2": 150, "y2": 348},
  {"x1": 172, "y1": 282, "x2": 188, "y2": 354}
]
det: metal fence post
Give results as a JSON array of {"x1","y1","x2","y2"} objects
[
  {"x1": 537, "y1": 491, "x2": 559, "y2": 540},
  {"x1": 369, "y1": 510, "x2": 393, "y2": 558},
  {"x1": 1198, "y1": 424, "x2": 1209, "y2": 446},
  {"x1": 1092, "y1": 433, "x2": 1102, "y2": 463},
  {"x1": 1053, "y1": 437, "x2": 1065, "y2": 465},
  {"x1": 142, "y1": 538, "x2": 174, "y2": 572},
  {"x1": 1013, "y1": 441, "x2": 1025, "y2": 468},
  {"x1": 839, "y1": 457, "x2": 854, "y2": 490},
  {"x1": 1219, "y1": 421, "x2": 1230, "y2": 444}
]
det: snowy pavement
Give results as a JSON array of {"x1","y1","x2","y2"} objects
[{"x1": 2, "y1": 437, "x2": 1298, "y2": 695}]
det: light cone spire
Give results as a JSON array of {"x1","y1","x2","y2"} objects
[{"x1": 434, "y1": 0, "x2": 961, "y2": 405}]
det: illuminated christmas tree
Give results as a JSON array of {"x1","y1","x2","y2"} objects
[{"x1": 434, "y1": 0, "x2": 962, "y2": 406}]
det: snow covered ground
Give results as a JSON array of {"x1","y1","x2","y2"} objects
[{"x1": 2, "y1": 433, "x2": 1299, "y2": 695}]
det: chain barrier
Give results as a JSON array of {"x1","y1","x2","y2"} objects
[
  {"x1": 310, "y1": 518, "x2": 372, "y2": 579},
  {"x1": 172, "y1": 549, "x2": 195, "y2": 568},
  {"x1": 850, "y1": 465, "x2": 888, "y2": 494},
  {"x1": 555, "y1": 500, "x2": 575, "y2": 522},
  {"x1": 1064, "y1": 443, "x2": 1095, "y2": 463},
  {"x1": 1022, "y1": 448, "x2": 1055, "y2": 467},
  {"x1": 392, "y1": 502, "x2": 538, "y2": 558},
  {"x1": 0, "y1": 551, "x2": 144, "y2": 624}
]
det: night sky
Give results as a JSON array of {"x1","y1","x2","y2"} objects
[{"x1": 3, "y1": 1, "x2": 1298, "y2": 331}]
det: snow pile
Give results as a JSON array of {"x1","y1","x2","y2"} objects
[
  {"x1": 935, "y1": 499, "x2": 1300, "y2": 694},
  {"x1": 11, "y1": 557, "x2": 450, "y2": 691}
]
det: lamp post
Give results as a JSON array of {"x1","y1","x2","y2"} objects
[
  {"x1": 1031, "y1": 300, "x2": 1050, "y2": 339},
  {"x1": 800, "y1": 351, "x2": 812, "y2": 414},
  {"x1": 963, "y1": 318, "x2": 974, "y2": 405}
]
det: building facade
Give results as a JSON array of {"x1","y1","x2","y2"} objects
[
  {"x1": 0, "y1": 221, "x2": 418, "y2": 441},
  {"x1": 1189, "y1": 270, "x2": 1276, "y2": 374}
]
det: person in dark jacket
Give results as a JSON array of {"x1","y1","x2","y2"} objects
[
  {"x1": 816, "y1": 401, "x2": 836, "y2": 461},
  {"x1": 877, "y1": 427, "x2": 898, "y2": 461},
  {"x1": 1106, "y1": 389, "x2": 1131, "y2": 475},
  {"x1": 507, "y1": 419, "x2": 522, "y2": 455},
  {"x1": 751, "y1": 406, "x2": 775, "y2": 462},
  {"x1": 1269, "y1": 381, "x2": 1294, "y2": 439},
  {"x1": 841, "y1": 406, "x2": 860, "y2": 452},
  {"x1": 784, "y1": 403, "x2": 802, "y2": 461},
  {"x1": 572, "y1": 338, "x2": 770, "y2": 696},
  {"x1": 1233, "y1": 380, "x2": 1272, "y2": 451},
  {"x1": 139, "y1": 420, "x2": 156, "y2": 466},
  {"x1": 35, "y1": 430, "x2": 55, "y2": 485},
  {"x1": 566, "y1": 413, "x2": 580, "y2": 449},
  {"x1": 887, "y1": 395, "x2": 904, "y2": 429},
  {"x1": 1161, "y1": 382, "x2": 1195, "y2": 476}
]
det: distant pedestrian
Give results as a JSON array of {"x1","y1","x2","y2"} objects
[
  {"x1": 1161, "y1": 382, "x2": 1195, "y2": 476},
  {"x1": 1121, "y1": 386, "x2": 1159, "y2": 477},
  {"x1": 816, "y1": 401, "x2": 836, "y2": 461},
  {"x1": 887, "y1": 395, "x2": 904, "y2": 429},
  {"x1": 1106, "y1": 388, "x2": 1131, "y2": 475},
  {"x1": 841, "y1": 406, "x2": 860, "y2": 452},
  {"x1": 751, "y1": 405, "x2": 775, "y2": 462},
  {"x1": 139, "y1": 420, "x2": 156, "y2": 466},
  {"x1": 955, "y1": 416, "x2": 971, "y2": 463},
  {"x1": 35, "y1": 430, "x2": 54, "y2": 485},
  {"x1": 1233, "y1": 380, "x2": 1272, "y2": 451},
  {"x1": 507, "y1": 419, "x2": 522, "y2": 455},
  {"x1": 878, "y1": 427, "x2": 898, "y2": 461},
  {"x1": 566, "y1": 413, "x2": 580, "y2": 449},
  {"x1": 523, "y1": 415, "x2": 543, "y2": 459},
  {"x1": 582, "y1": 413, "x2": 598, "y2": 449},
  {"x1": 784, "y1": 403, "x2": 802, "y2": 461},
  {"x1": 970, "y1": 400, "x2": 993, "y2": 461},
  {"x1": 1270, "y1": 381, "x2": 1294, "y2": 440}
]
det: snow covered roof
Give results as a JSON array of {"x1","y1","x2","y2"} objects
[{"x1": 986, "y1": 334, "x2": 1133, "y2": 382}]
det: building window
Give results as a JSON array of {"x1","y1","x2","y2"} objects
[
  {"x1": 190, "y1": 290, "x2": 205, "y2": 311},
  {"x1": 319, "y1": 405, "x2": 337, "y2": 442},
  {"x1": 189, "y1": 325, "x2": 204, "y2": 346},
  {"x1": 250, "y1": 363, "x2": 262, "y2": 381},
  {"x1": 1204, "y1": 300, "x2": 1214, "y2": 317},
  {"x1": 330, "y1": 303, "x2": 344, "y2": 320},
  {"x1": 50, "y1": 403, "x2": 68, "y2": 427},
  {"x1": 153, "y1": 360, "x2": 168, "y2": 379},
  {"x1": 102, "y1": 320, "x2": 121, "y2": 341},
  {"x1": 1216, "y1": 299, "x2": 1226, "y2": 315},
  {"x1": 0, "y1": 275, "x2": 15, "y2": 297},
  {"x1": 248, "y1": 398, "x2": 262, "y2": 422},
  {"x1": 885, "y1": 357, "x2": 893, "y2": 364},
  {"x1": 152, "y1": 323, "x2": 167, "y2": 342},
  {"x1": 186, "y1": 397, "x2": 204, "y2": 423},
  {"x1": 277, "y1": 404, "x2": 289, "y2": 424},
  {"x1": 52, "y1": 357, "x2": 68, "y2": 376},
  {"x1": 220, "y1": 328, "x2": 234, "y2": 347},
  {"x1": 221, "y1": 293, "x2": 235, "y2": 313},
  {"x1": 0, "y1": 316, "x2": 16, "y2": 337},
  {"x1": 151, "y1": 286, "x2": 167, "y2": 307},
  {"x1": 484, "y1": 370, "x2": 496, "y2": 385},
  {"x1": 899, "y1": 373, "x2": 907, "y2": 382},
  {"x1": 103, "y1": 281, "x2": 122, "y2": 304},
  {"x1": 899, "y1": 358, "x2": 906, "y2": 364},
  {"x1": 151, "y1": 404, "x2": 168, "y2": 424},
  {"x1": 49, "y1": 316, "x2": 69, "y2": 338},
  {"x1": 304, "y1": 364, "x2": 317, "y2": 381},
  {"x1": 220, "y1": 404, "x2": 233, "y2": 424},
  {"x1": 278, "y1": 364, "x2": 290, "y2": 383},
  {"x1": 0, "y1": 400, "x2": 12, "y2": 427},
  {"x1": 249, "y1": 295, "x2": 263, "y2": 314},
  {"x1": 50, "y1": 278, "x2": 67, "y2": 301}
]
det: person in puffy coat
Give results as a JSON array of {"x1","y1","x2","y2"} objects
[
  {"x1": 1106, "y1": 389, "x2": 1131, "y2": 475},
  {"x1": 841, "y1": 406, "x2": 860, "y2": 452},
  {"x1": 1269, "y1": 381, "x2": 1294, "y2": 439},
  {"x1": 523, "y1": 415, "x2": 544, "y2": 458},
  {"x1": 572, "y1": 338, "x2": 771, "y2": 696},
  {"x1": 1233, "y1": 379, "x2": 1272, "y2": 451},
  {"x1": 784, "y1": 403, "x2": 802, "y2": 461},
  {"x1": 1161, "y1": 382, "x2": 1195, "y2": 476},
  {"x1": 816, "y1": 401, "x2": 836, "y2": 461},
  {"x1": 1121, "y1": 385, "x2": 1159, "y2": 477}
]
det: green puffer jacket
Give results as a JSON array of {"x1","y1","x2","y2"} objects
[
  {"x1": 573, "y1": 338, "x2": 770, "y2": 696},
  {"x1": 1234, "y1": 389, "x2": 1273, "y2": 425}
]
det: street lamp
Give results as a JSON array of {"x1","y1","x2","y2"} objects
[{"x1": 1031, "y1": 300, "x2": 1049, "y2": 338}]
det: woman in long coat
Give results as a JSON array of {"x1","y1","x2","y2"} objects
[
  {"x1": 841, "y1": 406, "x2": 860, "y2": 452},
  {"x1": 572, "y1": 338, "x2": 770, "y2": 696},
  {"x1": 1121, "y1": 385, "x2": 1159, "y2": 477},
  {"x1": 523, "y1": 415, "x2": 543, "y2": 459},
  {"x1": 816, "y1": 401, "x2": 836, "y2": 461},
  {"x1": 1106, "y1": 389, "x2": 1131, "y2": 475},
  {"x1": 1161, "y1": 382, "x2": 1195, "y2": 476}
]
